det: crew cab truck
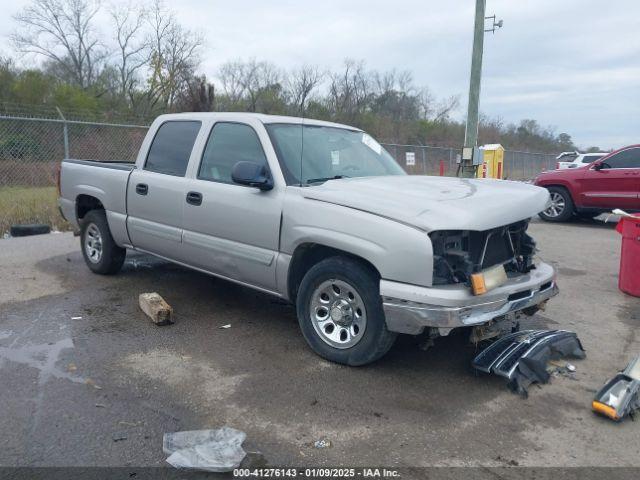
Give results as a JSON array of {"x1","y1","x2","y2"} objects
[
  {"x1": 535, "y1": 145, "x2": 640, "y2": 222},
  {"x1": 59, "y1": 112, "x2": 558, "y2": 365}
]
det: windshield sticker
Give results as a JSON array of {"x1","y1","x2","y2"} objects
[
  {"x1": 361, "y1": 133, "x2": 382, "y2": 155},
  {"x1": 331, "y1": 150, "x2": 340, "y2": 166}
]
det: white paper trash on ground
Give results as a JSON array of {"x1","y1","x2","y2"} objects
[{"x1": 163, "y1": 427, "x2": 247, "y2": 472}]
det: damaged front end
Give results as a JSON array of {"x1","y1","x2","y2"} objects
[
  {"x1": 430, "y1": 219, "x2": 537, "y2": 289},
  {"x1": 472, "y1": 329, "x2": 586, "y2": 396},
  {"x1": 381, "y1": 219, "x2": 557, "y2": 337},
  {"x1": 429, "y1": 219, "x2": 550, "y2": 342}
]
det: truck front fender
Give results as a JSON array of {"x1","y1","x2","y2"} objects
[{"x1": 280, "y1": 194, "x2": 433, "y2": 290}]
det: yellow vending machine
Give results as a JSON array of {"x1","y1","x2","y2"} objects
[{"x1": 476, "y1": 144, "x2": 505, "y2": 179}]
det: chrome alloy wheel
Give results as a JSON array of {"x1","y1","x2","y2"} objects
[
  {"x1": 309, "y1": 279, "x2": 367, "y2": 349},
  {"x1": 84, "y1": 223, "x2": 103, "y2": 263},
  {"x1": 544, "y1": 191, "x2": 566, "y2": 218}
]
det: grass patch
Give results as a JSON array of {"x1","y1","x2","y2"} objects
[{"x1": 0, "y1": 186, "x2": 70, "y2": 235}]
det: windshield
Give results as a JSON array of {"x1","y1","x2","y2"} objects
[{"x1": 265, "y1": 123, "x2": 406, "y2": 185}]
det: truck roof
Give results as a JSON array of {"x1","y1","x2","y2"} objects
[{"x1": 156, "y1": 112, "x2": 358, "y2": 131}]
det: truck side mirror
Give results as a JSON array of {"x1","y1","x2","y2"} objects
[{"x1": 231, "y1": 161, "x2": 274, "y2": 190}]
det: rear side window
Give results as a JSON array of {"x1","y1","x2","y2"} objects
[
  {"x1": 145, "y1": 121, "x2": 201, "y2": 176},
  {"x1": 602, "y1": 148, "x2": 640, "y2": 169},
  {"x1": 198, "y1": 122, "x2": 268, "y2": 184},
  {"x1": 582, "y1": 155, "x2": 601, "y2": 163}
]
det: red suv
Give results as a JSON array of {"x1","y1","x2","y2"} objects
[{"x1": 534, "y1": 145, "x2": 640, "y2": 222}]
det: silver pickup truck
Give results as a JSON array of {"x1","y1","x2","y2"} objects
[{"x1": 59, "y1": 112, "x2": 558, "y2": 365}]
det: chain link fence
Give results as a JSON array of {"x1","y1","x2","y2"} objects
[
  {"x1": 0, "y1": 113, "x2": 558, "y2": 233},
  {"x1": 0, "y1": 115, "x2": 147, "y2": 187},
  {"x1": 382, "y1": 143, "x2": 557, "y2": 180},
  {"x1": 0, "y1": 115, "x2": 148, "y2": 233}
]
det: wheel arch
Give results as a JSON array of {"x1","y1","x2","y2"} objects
[
  {"x1": 76, "y1": 194, "x2": 105, "y2": 222},
  {"x1": 541, "y1": 182, "x2": 575, "y2": 202},
  {"x1": 287, "y1": 243, "x2": 381, "y2": 303}
]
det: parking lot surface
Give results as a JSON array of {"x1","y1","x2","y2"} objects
[{"x1": 0, "y1": 218, "x2": 639, "y2": 468}]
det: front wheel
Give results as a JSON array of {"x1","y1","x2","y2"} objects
[
  {"x1": 538, "y1": 187, "x2": 574, "y2": 222},
  {"x1": 296, "y1": 256, "x2": 397, "y2": 366},
  {"x1": 80, "y1": 210, "x2": 126, "y2": 275}
]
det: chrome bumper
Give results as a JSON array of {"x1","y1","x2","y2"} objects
[{"x1": 381, "y1": 262, "x2": 558, "y2": 335}]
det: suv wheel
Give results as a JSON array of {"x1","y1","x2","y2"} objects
[
  {"x1": 539, "y1": 187, "x2": 574, "y2": 222},
  {"x1": 296, "y1": 256, "x2": 397, "y2": 366},
  {"x1": 80, "y1": 210, "x2": 126, "y2": 274}
]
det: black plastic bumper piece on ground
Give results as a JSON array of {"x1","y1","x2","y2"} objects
[{"x1": 472, "y1": 329, "x2": 586, "y2": 397}]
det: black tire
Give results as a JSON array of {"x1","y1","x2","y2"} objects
[
  {"x1": 538, "y1": 186, "x2": 574, "y2": 222},
  {"x1": 10, "y1": 224, "x2": 51, "y2": 237},
  {"x1": 296, "y1": 256, "x2": 397, "y2": 366},
  {"x1": 80, "y1": 210, "x2": 126, "y2": 275}
]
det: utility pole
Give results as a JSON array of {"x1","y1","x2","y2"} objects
[{"x1": 459, "y1": 0, "x2": 502, "y2": 178}]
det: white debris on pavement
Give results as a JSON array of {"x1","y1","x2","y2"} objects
[{"x1": 163, "y1": 427, "x2": 247, "y2": 472}]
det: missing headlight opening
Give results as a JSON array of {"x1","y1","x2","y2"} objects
[{"x1": 430, "y1": 219, "x2": 536, "y2": 286}]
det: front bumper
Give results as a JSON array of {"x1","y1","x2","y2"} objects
[{"x1": 381, "y1": 261, "x2": 558, "y2": 335}]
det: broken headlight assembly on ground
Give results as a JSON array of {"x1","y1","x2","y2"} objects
[
  {"x1": 592, "y1": 355, "x2": 640, "y2": 422},
  {"x1": 430, "y1": 219, "x2": 537, "y2": 295},
  {"x1": 472, "y1": 329, "x2": 586, "y2": 397}
]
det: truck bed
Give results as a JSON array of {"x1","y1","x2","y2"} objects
[
  {"x1": 59, "y1": 158, "x2": 135, "y2": 244},
  {"x1": 63, "y1": 159, "x2": 135, "y2": 171}
]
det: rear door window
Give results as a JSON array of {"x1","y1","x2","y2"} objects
[
  {"x1": 145, "y1": 121, "x2": 202, "y2": 176},
  {"x1": 582, "y1": 155, "x2": 601, "y2": 163}
]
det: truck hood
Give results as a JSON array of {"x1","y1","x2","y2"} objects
[{"x1": 302, "y1": 175, "x2": 550, "y2": 232}]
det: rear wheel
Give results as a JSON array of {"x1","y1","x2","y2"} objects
[
  {"x1": 80, "y1": 210, "x2": 126, "y2": 274},
  {"x1": 296, "y1": 256, "x2": 397, "y2": 366},
  {"x1": 539, "y1": 187, "x2": 574, "y2": 222}
]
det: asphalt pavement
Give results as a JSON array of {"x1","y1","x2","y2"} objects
[{"x1": 0, "y1": 217, "x2": 638, "y2": 468}]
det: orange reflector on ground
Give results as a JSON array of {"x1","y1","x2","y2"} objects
[{"x1": 592, "y1": 401, "x2": 619, "y2": 420}]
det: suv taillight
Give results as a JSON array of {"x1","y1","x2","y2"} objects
[{"x1": 556, "y1": 162, "x2": 560, "y2": 169}]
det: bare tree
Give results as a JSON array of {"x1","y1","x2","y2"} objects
[
  {"x1": 144, "y1": 0, "x2": 202, "y2": 111},
  {"x1": 218, "y1": 60, "x2": 246, "y2": 107},
  {"x1": 217, "y1": 59, "x2": 283, "y2": 112},
  {"x1": 287, "y1": 65, "x2": 324, "y2": 115},
  {"x1": 433, "y1": 94, "x2": 460, "y2": 122},
  {"x1": 240, "y1": 59, "x2": 281, "y2": 112},
  {"x1": 109, "y1": 1, "x2": 148, "y2": 101},
  {"x1": 12, "y1": 0, "x2": 105, "y2": 88},
  {"x1": 327, "y1": 59, "x2": 371, "y2": 121}
]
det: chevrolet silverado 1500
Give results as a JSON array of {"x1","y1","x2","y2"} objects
[{"x1": 59, "y1": 112, "x2": 558, "y2": 365}]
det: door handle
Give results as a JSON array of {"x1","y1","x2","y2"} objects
[
  {"x1": 186, "y1": 191, "x2": 203, "y2": 206},
  {"x1": 136, "y1": 183, "x2": 148, "y2": 195}
]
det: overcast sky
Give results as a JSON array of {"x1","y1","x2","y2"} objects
[{"x1": 1, "y1": 0, "x2": 638, "y2": 149}]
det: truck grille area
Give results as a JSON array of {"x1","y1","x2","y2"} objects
[{"x1": 430, "y1": 219, "x2": 536, "y2": 286}]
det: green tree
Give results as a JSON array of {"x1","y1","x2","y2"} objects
[{"x1": 12, "y1": 70, "x2": 53, "y2": 104}]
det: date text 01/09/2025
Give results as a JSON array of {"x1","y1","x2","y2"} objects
[{"x1": 233, "y1": 468, "x2": 401, "y2": 478}]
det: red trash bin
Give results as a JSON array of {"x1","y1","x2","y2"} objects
[{"x1": 616, "y1": 215, "x2": 640, "y2": 297}]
